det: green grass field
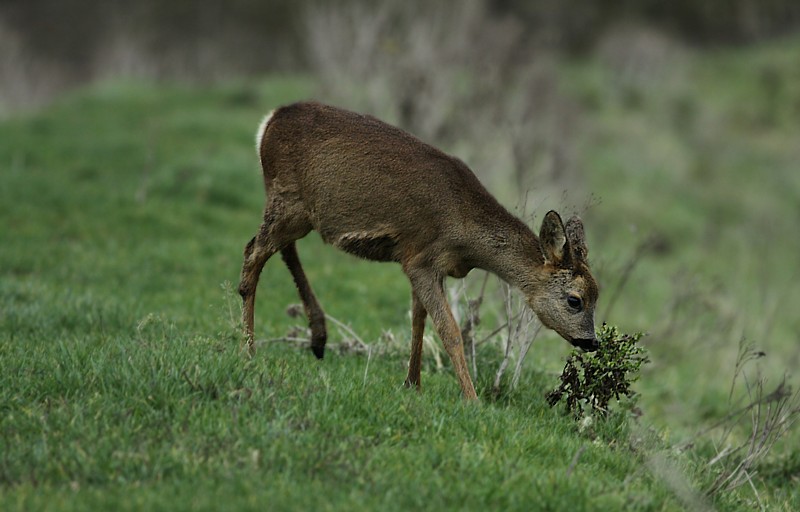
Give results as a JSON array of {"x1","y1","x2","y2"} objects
[{"x1": 2, "y1": 38, "x2": 799, "y2": 510}]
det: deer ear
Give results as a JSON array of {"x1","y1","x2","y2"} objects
[
  {"x1": 539, "y1": 210, "x2": 568, "y2": 266},
  {"x1": 565, "y1": 215, "x2": 588, "y2": 263}
]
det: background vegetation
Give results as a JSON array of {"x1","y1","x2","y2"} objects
[{"x1": 1, "y1": 1, "x2": 799, "y2": 510}]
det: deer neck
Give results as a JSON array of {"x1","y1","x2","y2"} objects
[{"x1": 471, "y1": 215, "x2": 545, "y2": 291}]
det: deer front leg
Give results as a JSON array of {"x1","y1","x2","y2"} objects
[
  {"x1": 238, "y1": 223, "x2": 278, "y2": 355},
  {"x1": 405, "y1": 267, "x2": 478, "y2": 400},
  {"x1": 405, "y1": 291, "x2": 427, "y2": 389}
]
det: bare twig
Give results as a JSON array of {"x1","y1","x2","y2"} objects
[
  {"x1": 261, "y1": 336, "x2": 312, "y2": 347},
  {"x1": 511, "y1": 318, "x2": 541, "y2": 389},
  {"x1": 681, "y1": 375, "x2": 793, "y2": 451},
  {"x1": 493, "y1": 285, "x2": 516, "y2": 394},
  {"x1": 261, "y1": 307, "x2": 375, "y2": 356},
  {"x1": 475, "y1": 312, "x2": 523, "y2": 347},
  {"x1": 325, "y1": 313, "x2": 367, "y2": 348},
  {"x1": 703, "y1": 368, "x2": 800, "y2": 498},
  {"x1": 493, "y1": 285, "x2": 538, "y2": 394},
  {"x1": 181, "y1": 369, "x2": 200, "y2": 392},
  {"x1": 460, "y1": 271, "x2": 490, "y2": 379},
  {"x1": 602, "y1": 236, "x2": 658, "y2": 323},
  {"x1": 680, "y1": 372, "x2": 800, "y2": 449},
  {"x1": 363, "y1": 345, "x2": 373, "y2": 388},
  {"x1": 565, "y1": 445, "x2": 586, "y2": 478},
  {"x1": 729, "y1": 338, "x2": 766, "y2": 402}
]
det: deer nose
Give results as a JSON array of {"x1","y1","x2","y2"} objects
[{"x1": 573, "y1": 338, "x2": 598, "y2": 352}]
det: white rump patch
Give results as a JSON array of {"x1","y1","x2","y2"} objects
[{"x1": 255, "y1": 110, "x2": 275, "y2": 153}]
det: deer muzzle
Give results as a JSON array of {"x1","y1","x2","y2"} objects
[{"x1": 572, "y1": 337, "x2": 599, "y2": 352}]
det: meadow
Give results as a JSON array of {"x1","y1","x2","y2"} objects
[{"x1": 1, "y1": 36, "x2": 799, "y2": 510}]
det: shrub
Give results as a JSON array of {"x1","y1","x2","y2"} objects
[{"x1": 547, "y1": 323, "x2": 649, "y2": 419}]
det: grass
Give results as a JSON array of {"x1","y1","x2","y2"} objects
[
  {"x1": 2, "y1": 38, "x2": 800, "y2": 510},
  {"x1": 0, "y1": 335, "x2": 666, "y2": 511}
]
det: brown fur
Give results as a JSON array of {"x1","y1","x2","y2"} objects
[{"x1": 239, "y1": 102, "x2": 599, "y2": 400}]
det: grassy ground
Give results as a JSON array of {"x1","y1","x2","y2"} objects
[{"x1": 2, "y1": 38, "x2": 799, "y2": 510}]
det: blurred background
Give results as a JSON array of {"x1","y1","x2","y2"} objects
[
  {"x1": 2, "y1": 0, "x2": 799, "y2": 429},
  {"x1": 3, "y1": 0, "x2": 800, "y2": 111},
  {"x1": 2, "y1": 0, "x2": 799, "y2": 198}
]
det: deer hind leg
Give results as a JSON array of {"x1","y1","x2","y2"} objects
[
  {"x1": 404, "y1": 291, "x2": 427, "y2": 389},
  {"x1": 281, "y1": 243, "x2": 327, "y2": 359},
  {"x1": 239, "y1": 196, "x2": 314, "y2": 354},
  {"x1": 238, "y1": 221, "x2": 278, "y2": 354},
  {"x1": 405, "y1": 267, "x2": 477, "y2": 400}
]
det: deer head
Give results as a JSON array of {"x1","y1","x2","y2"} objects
[{"x1": 528, "y1": 211, "x2": 599, "y2": 352}]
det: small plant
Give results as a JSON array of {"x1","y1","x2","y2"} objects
[
  {"x1": 547, "y1": 324, "x2": 649, "y2": 418},
  {"x1": 700, "y1": 340, "x2": 800, "y2": 499}
]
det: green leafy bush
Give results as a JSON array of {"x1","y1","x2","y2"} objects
[{"x1": 547, "y1": 324, "x2": 649, "y2": 418}]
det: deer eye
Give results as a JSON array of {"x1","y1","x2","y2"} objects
[{"x1": 567, "y1": 295, "x2": 583, "y2": 311}]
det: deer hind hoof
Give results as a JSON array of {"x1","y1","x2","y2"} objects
[{"x1": 403, "y1": 378, "x2": 421, "y2": 390}]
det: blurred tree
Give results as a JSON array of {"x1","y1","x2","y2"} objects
[
  {"x1": 489, "y1": 0, "x2": 800, "y2": 48},
  {"x1": 1, "y1": 0, "x2": 799, "y2": 113},
  {"x1": 1, "y1": 0, "x2": 798, "y2": 85},
  {"x1": 0, "y1": 0, "x2": 304, "y2": 83}
]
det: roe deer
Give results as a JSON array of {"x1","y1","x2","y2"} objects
[{"x1": 239, "y1": 102, "x2": 599, "y2": 400}]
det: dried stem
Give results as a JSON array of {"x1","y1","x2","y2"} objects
[
  {"x1": 511, "y1": 318, "x2": 541, "y2": 389},
  {"x1": 460, "y1": 271, "x2": 490, "y2": 379},
  {"x1": 492, "y1": 285, "x2": 515, "y2": 394},
  {"x1": 493, "y1": 284, "x2": 538, "y2": 394},
  {"x1": 702, "y1": 362, "x2": 800, "y2": 498},
  {"x1": 602, "y1": 236, "x2": 657, "y2": 323}
]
